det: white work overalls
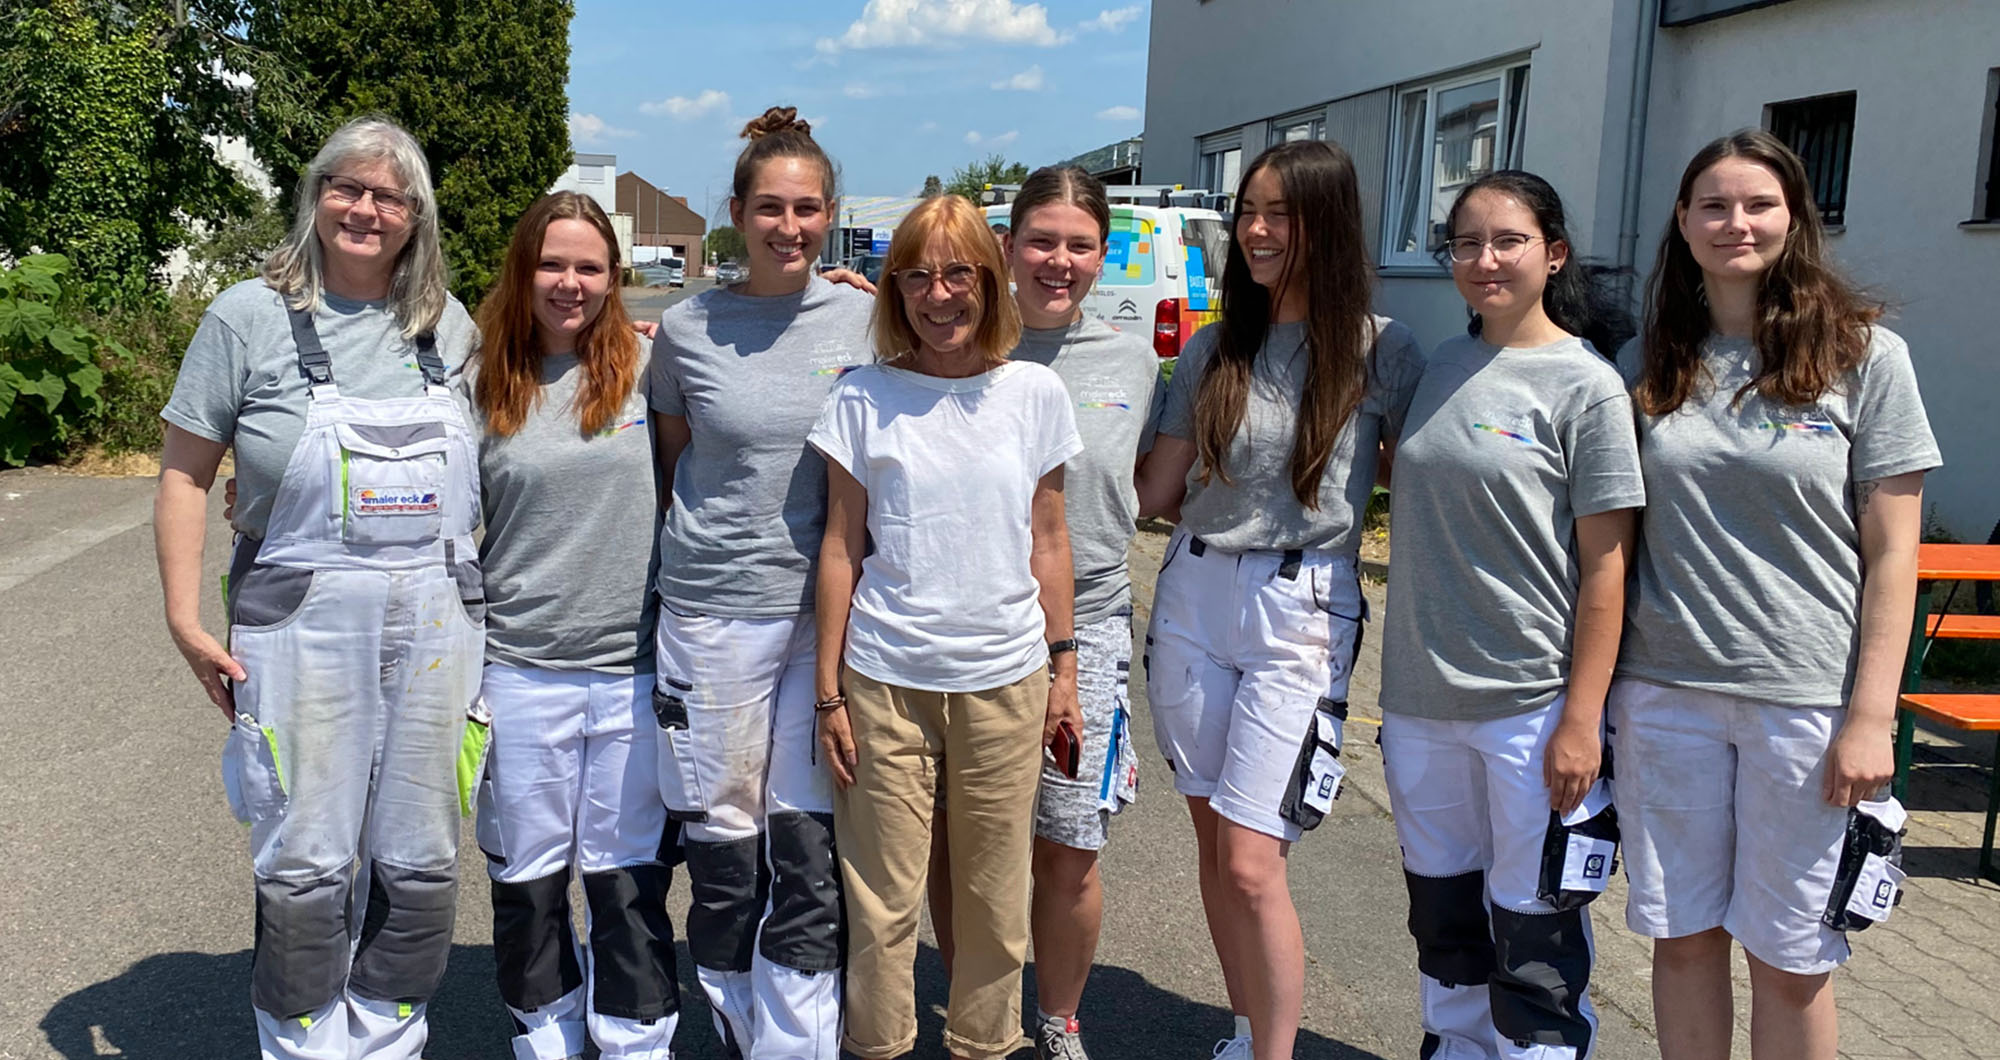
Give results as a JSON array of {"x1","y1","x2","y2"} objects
[{"x1": 221, "y1": 306, "x2": 484, "y2": 1060}]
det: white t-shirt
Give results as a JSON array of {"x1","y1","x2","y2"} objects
[{"x1": 808, "y1": 360, "x2": 1084, "y2": 692}]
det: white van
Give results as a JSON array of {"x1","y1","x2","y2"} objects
[
  {"x1": 663, "y1": 256, "x2": 686, "y2": 288},
  {"x1": 985, "y1": 185, "x2": 1231, "y2": 358}
]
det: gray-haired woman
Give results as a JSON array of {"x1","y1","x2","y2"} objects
[{"x1": 154, "y1": 116, "x2": 484, "y2": 1060}]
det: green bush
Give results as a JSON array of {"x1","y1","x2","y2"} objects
[
  {"x1": 79, "y1": 289, "x2": 205, "y2": 456},
  {"x1": 0, "y1": 254, "x2": 131, "y2": 465}
]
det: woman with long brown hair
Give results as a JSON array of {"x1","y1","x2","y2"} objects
[
  {"x1": 1133, "y1": 139, "x2": 1424, "y2": 1060},
  {"x1": 469, "y1": 190, "x2": 677, "y2": 1060},
  {"x1": 1610, "y1": 129, "x2": 1938, "y2": 1060}
]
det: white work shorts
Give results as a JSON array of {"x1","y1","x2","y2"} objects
[
  {"x1": 1145, "y1": 527, "x2": 1363, "y2": 842},
  {"x1": 1608, "y1": 678, "x2": 1854, "y2": 975}
]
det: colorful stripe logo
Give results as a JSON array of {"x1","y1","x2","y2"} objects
[
  {"x1": 598, "y1": 416, "x2": 646, "y2": 437},
  {"x1": 1077, "y1": 401, "x2": 1131, "y2": 410},
  {"x1": 1472, "y1": 423, "x2": 1535, "y2": 445},
  {"x1": 1758, "y1": 420, "x2": 1835, "y2": 433},
  {"x1": 812, "y1": 365, "x2": 861, "y2": 377}
]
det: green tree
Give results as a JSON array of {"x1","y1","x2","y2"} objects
[
  {"x1": 920, "y1": 174, "x2": 943, "y2": 198},
  {"x1": 705, "y1": 226, "x2": 748, "y2": 264},
  {"x1": 0, "y1": 0, "x2": 287, "y2": 297},
  {"x1": 244, "y1": 0, "x2": 573, "y2": 305},
  {"x1": 945, "y1": 155, "x2": 1030, "y2": 204}
]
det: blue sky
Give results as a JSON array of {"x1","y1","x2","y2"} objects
[{"x1": 564, "y1": 1, "x2": 1151, "y2": 225}]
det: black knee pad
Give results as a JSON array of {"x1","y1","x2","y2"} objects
[
  {"x1": 760, "y1": 811, "x2": 844, "y2": 973},
  {"x1": 252, "y1": 873, "x2": 352, "y2": 1019},
  {"x1": 1489, "y1": 904, "x2": 1594, "y2": 1050},
  {"x1": 490, "y1": 867, "x2": 583, "y2": 1012},
  {"x1": 583, "y1": 864, "x2": 681, "y2": 1020},
  {"x1": 349, "y1": 861, "x2": 458, "y2": 1004},
  {"x1": 1404, "y1": 870, "x2": 1496, "y2": 988},
  {"x1": 684, "y1": 836, "x2": 769, "y2": 972}
]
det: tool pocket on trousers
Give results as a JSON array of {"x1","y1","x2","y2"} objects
[
  {"x1": 450, "y1": 555, "x2": 487, "y2": 626},
  {"x1": 228, "y1": 562, "x2": 317, "y2": 632},
  {"x1": 334, "y1": 421, "x2": 449, "y2": 546},
  {"x1": 1537, "y1": 780, "x2": 1620, "y2": 911},
  {"x1": 652, "y1": 679, "x2": 709, "y2": 823},
  {"x1": 1823, "y1": 797, "x2": 1907, "y2": 932},
  {"x1": 1101, "y1": 678, "x2": 1140, "y2": 813},
  {"x1": 223, "y1": 716, "x2": 288, "y2": 825},
  {"x1": 1279, "y1": 698, "x2": 1347, "y2": 830}
]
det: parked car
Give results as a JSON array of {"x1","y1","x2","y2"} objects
[
  {"x1": 714, "y1": 261, "x2": 745, "y2": 283},
  {"x1": 662, "y1": 256, "x2": 686, "y2": 287},
  {"x1": 847, "y1": 253, "x2": 887, "y2": 284},
  {"x1": 983, "y1": 188, "x2": 1229, "y2": 357}
]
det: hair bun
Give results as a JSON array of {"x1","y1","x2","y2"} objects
[{"x1": 742, "y1": 106, "x2": 811, "y2": 141}]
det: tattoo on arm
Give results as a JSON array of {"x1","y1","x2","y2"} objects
[{"x1": 1855, "y1": 479, "x2": 1881, "y2": 514}]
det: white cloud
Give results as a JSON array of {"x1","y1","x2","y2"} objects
[
  {"x1": 843, "y1": 82, "x2": 884, "y2": 99},
  {"x1": 965, "y1": 129, "x2": 1020, "y2": 147},
  {"x1": 919, "y1": 120, "x2": 940, "y2": 133},
  {"x1": 1080, "y1": 5, "x2": 1143, "y2": 33},
  {"x1": 990, "y1": 65, "x2": 1044, "y2": 91},
  {"x1": 1095, "y1": 105, "x2": 1141, "y2": 121},
  {"x1": 639, "y1": 89, "x2": 731, "y2": 120},
  {"x1": 569, "y1": 112, "x2": 635, "y2": 144},
  {"x1": 964, "y1": 130, "x2": 983, "y2": 145},
  {"x1": 818, "y1": 0, "x2": 1070, "y2": 53}
]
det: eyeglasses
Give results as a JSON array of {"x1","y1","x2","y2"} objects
[
  {"x1": 322, "y1": 175, "x2": 412, "y2": 218},
  {"x1": 1440, "y1": 233, "x2": 1545, "y2": 265},
  {"x1": 892, "y1": 262, "x2": 980, "y2": 297}
]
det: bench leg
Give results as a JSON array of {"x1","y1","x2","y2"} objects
[
  {"x1": 1984, "y1": 734, "x2": 2000, "y2": 887},
  {"x1": 1895, "y1": 584, "x2": 1933, "y2": 802}
]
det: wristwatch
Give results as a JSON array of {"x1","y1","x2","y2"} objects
[{"x1": 1047, "y1": 638, "x2": 1078, "y2": 657}]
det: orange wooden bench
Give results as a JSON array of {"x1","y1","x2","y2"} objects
[
  {"x1": 1896, "y1": 693, "x2": 2000, "y2": 882},
  {"x1": 1922, "y1": 614, "x2": 2000, "y2": 641}
]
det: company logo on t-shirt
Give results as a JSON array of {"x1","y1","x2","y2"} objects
[
  {"x1": 1756, "y1": 407, "x2": 1836, "y2": 435},
  {"x1": 808, "y1": 344, "x2": 863, "y2": 377},
  {"x1": 1471, "y1": 422, "x2": 1535, "y2": 445},
  {"x1": 597, "y1": 415, "x2": 647, "y2": 437},
  {"x1": 1076, "y1": 384, "x2": 1132, "y2": 411}
]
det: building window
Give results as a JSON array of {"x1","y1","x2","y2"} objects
[
  {"x1": 1383, "y1": 61, "x2": 1530, "y2": 267},
  {"x1": 1978, "y1": 69, "x2": 2000, "y2": 222},
  {"x1": 1273, "y1": 111, "x2": 1324, "y2": 144},
  {"x1": 1198, "y1": 142, "x2": 1242, "y2": 196},
  {"x1": 1766, "y1": 92, "x2": 1855, "y2": 225}
]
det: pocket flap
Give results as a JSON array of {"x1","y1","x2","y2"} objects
[{"x1": 335, "y1": 420, "x2": 451, "y2": 460}]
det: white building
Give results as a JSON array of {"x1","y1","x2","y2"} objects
[
  {"x1": 1143, "y1": 0, "x2": 1999, "y2": 538},
  {"x1": 550, "y1": 152, "x2": 620, "y2": 218}
]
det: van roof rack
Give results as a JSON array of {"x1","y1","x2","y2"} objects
[{"x1": 982, "y1": 182, "x2": 1231, "y2": 212}]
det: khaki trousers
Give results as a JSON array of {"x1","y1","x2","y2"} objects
[{"x1": 835, "y1": 664, "x2": 1048, "y2": 1060}]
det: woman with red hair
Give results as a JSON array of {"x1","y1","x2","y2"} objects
[{"x1": 469, "y1": 190, "x2": 677, "y2": 1060}]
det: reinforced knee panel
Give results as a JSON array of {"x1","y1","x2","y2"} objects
[
  {"x1": 1404, "y1": 870, "x2": 1496, "y2": 988},
  {"x1": 491, "y1": 867, "x2": 583, "y2": 1012},
  {"x1": 583, "y1": 864, "x2": 681, "y2": 1020},
  {"x1": 684, "y1": 837, "x2": 769, "y2": 973},
  {"x1": 1488, "y1": 905, "x2": 1594, "y2": 1050},
  {"x1": 760, "y1": 810, "x2": 844, "y2": 972},
  {"x1": 349, "y1": 861, "x2": 458, "y2": 1004},
  {"x1": 252, "y1": 873, "x2": 352, "y2": 1019}
]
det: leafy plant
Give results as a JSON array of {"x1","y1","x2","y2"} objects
[
  {"x1": 946, "y1": 155, "x2": 1031, "y2": 204},
  {"x1": 0, "y1": 254, "x2": 131, "y2": 465}
]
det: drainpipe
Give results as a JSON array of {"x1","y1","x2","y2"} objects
[{"x1": 1616, "y1": 0, "x2": 1661, "y2": 296}]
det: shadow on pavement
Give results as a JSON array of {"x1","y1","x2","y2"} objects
[{"x1": 40, "y1": 940, "x2": 1391, "y2": 1060}]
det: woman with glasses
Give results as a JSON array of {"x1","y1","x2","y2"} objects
[
  {"x1": 645, "y1": 105, "x2": 872, "y2": 1059},
  {"x1": 923, "y1": 164, "x2": 1159, "y2": 1060},
  {"x1": 1613, "y1": 130, "x2": 1937, "y2": 1060},
  {"x1": 466, "y1": 191, "x2": 676, "y2": 1060},
  {"x1": 1378, "y1": 170, "x2": 1641, "y2": 1060},
  {"x1": 155, "y1": 116, "x2": 482, "y2": 1060},
  {"x1": 1132, "y1": 139, "x2": 1424, "y2": 1060},
  {"x1": 809, "y1": 193, "x2": 1083, "y2": 1060}
]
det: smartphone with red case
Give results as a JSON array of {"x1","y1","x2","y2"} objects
[{"x1": 1047, "y1": 719, "x2": 1081, "y2": 780}]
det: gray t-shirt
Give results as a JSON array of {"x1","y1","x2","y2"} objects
[
  {"x1": 163, "y1": 279, "x2": 478, "y2": 538},
  {"x1": 1616, "y1": 327, "x2": 1942, "y2": 708},
  {"x1": 1011, "y1": 319, "x2": 1162, "y2": 625},
  {"x1": 1381, "y1": 335, "x2": 1645, "y2": 721},
  {"x1": 468, "y1": 350, "x2": 660, "y2": 673},
  {"x1": 649, "y1": 276, "x2": 875, "y2": 617},
  {"x1": 1158, "y1": 316, "x2": 1425, "y2": 553}
]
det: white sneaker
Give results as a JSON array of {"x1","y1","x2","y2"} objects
[{"x1": 1211, "y1": 1035, "x2": 1253, "y2": 1060}]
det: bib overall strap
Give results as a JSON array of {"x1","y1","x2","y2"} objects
[
  {"x1": 412, "y1": 332, "x2": 448, "y2": 388},
  {"x1": 286, "y1": 305, "x2": 337, "y2": 396}
]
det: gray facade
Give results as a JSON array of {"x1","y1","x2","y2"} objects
[{"x1": 1142, "y1": 0, "x2": 1998, "y2": 538}]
